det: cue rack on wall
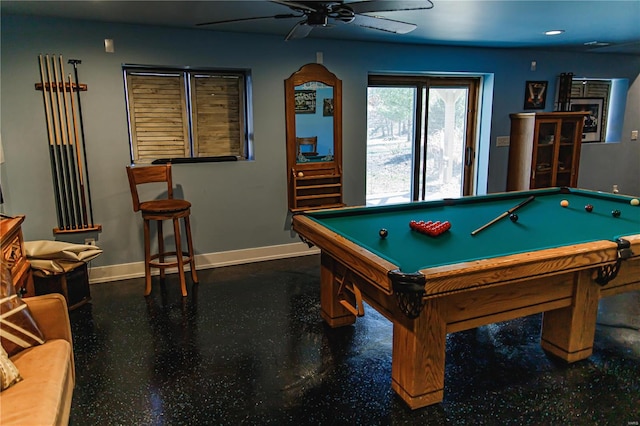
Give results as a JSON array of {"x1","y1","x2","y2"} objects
[{"x1": 35, "y1": 54, "x2": 101, "y2": 234}]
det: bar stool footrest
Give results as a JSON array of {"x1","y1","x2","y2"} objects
[{"x1": 149, "y1": 251, "x2": 194, "y2": 269}]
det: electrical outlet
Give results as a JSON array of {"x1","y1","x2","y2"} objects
[
  {"x1": 631, "y1": 130, "x2": 638, "y2": 140},
  {"x1": 85, "y1": 238, "x2": 95, "y2": 246}
]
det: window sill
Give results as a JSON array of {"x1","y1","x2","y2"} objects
[{"x1": 151, "y1": 156, "x2": 240, "y2": 164}]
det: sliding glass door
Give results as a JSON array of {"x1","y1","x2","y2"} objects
[{"x1": 367, "y1": 76, "x2": 479, "y2": 206}]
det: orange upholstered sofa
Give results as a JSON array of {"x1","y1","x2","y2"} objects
[{"x1": 1, "y1": 293, "x2": 75, "y2": 425}]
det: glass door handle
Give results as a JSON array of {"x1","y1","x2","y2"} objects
[{"x1": 464, "y1": 147, "x2": 473, "y2": 167}]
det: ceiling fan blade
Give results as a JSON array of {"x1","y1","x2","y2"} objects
[
  {"x1": 351, "y1": 14, "x2": 417, "y2": 34},
  {"x1": 349, "y1": 0, "x2": 434, "y2": 14},
  {"x1": 196, "y1": 14, "x2": 299, "y2": 27},
  {"x1": 285, "y1": 20, "x2": 314, "y2": 40},
  {"x1": 270, "y1": 0, "x2": 319, "y2": 13}
]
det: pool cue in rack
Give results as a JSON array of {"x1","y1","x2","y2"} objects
[{"x1": 36, "y1": 54, "x2": 99, "y2": 233}]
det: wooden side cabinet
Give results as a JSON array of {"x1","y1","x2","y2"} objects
[
  {"x1": 33, "y1": 263, "x2": 91, "y2": 310},
  {"x1": 507, "y1": 112, "x2": 587, "y2": 191},
  {"x1": 1, "y1": 215, "x2": 34, "y2": 297}
]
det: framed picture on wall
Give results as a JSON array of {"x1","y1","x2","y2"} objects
[
  {"x1": 294, "y1": 90, "x2": 316, "y2": 113},
  {"x1": 323, "y1": 98, "x2": 334, "y2": 116},
  {"x1": 570, "y1": 97, "x2": 604, "y2": 142},
  {"x1": 523, "y1": 80, "x2": 548, "y2": 110}
]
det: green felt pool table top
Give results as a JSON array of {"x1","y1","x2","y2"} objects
[{"x1": 302, "y1": 188, "x2": 640, "y2": 273}]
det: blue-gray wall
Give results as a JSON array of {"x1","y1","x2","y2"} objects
[{"x1": 1, "y1": 15, "x2": 639, "y2": 271}]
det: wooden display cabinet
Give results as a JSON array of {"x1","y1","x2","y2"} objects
[{"x1": 507, "y1": 112, "x2": 588, "y2": 191}]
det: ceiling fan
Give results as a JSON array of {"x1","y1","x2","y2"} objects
[{"x1": 196, "y1": 1, "x2": 434, "y2": 41}]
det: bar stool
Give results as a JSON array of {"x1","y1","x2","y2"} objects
[{"x1": 126, "y1": 164, "x2": 198, "y2": 296}]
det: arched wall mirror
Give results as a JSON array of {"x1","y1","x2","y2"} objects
[{"x1": 285, "y1": 63, "x2": 344, "y2": 212}]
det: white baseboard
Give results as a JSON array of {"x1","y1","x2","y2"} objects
[{"x1": 86, "y1": 242, "x2": 320, "y2": 284}]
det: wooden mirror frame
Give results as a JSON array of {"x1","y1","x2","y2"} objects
[{"x1": 285, "y1": 63, "x2": 344, "y2": 212}]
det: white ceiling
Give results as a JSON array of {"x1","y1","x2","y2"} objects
[{"x1": 3, "y1": 0, "x2": 640, "y2": 55}]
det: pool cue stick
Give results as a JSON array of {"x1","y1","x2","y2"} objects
[
  {"x1": 52, "y1": 55, "x2": 76, "y2": 229},
  {"x1": 470, "y1": 195, "x2": 535, "y2": 236},
  {"x1": 67, "y1": 72, "x2": 89, "y2": 228},
  {"x1": 60, "y1": 55, "x2": 83, "y2": 228},
  {"x1": 38, "y1": 54, "x2": 64, "y2": 230},
  {"x1": 45, "y1": 55, "x2": 71, "y2": 230},
  {"x1": 68, "y1": 59, "x2": 94, "y2": 227},
  {"x1": 47, "y1": 55, "x2": 70, "y2": 229}
]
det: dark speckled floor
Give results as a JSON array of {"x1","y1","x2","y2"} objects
[{"x1": 69, "y1": 255, "x2": 640, "y2": 425}]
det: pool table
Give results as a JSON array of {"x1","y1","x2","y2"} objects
[{"x1": 292, "y1": 187, "x2": 640, "y2": 409}]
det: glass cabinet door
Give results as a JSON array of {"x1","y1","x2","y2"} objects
[
  {"x1": 532, "y1": 121, "x2": 558, "y2": 188},
  {"x1": 555, "y1": 120, "x2": 578, "y2": 187}
]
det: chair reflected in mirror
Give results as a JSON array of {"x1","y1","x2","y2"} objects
[{"x1": 296, "y1": 136, "x2": 318, "y2": 160}]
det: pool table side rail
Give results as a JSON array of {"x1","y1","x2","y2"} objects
[
  {"x1": 415, "y1": 236, "x2": 640, "y2": 298},
  {"x1": 293, "y1": 214, "x2": 399, "y2": 295},
  {"x1": 294, "y1": 214, "x2": 640, "y2": 299}
]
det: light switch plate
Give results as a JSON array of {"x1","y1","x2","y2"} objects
[
  {"x1": 104, "y1": 39, "x2": 115, "y2": 53},
  {"x1": 496, "y1": 136, "x2": 510, "y2": 147}
]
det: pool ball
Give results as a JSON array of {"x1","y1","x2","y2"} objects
[
  {"x1": 509, "y1": 213, "x2": 518, "y2": 222},
  {"x1": 560, "y1": 200, "x2": 569, "y2": 207},
  {"x1": 379, "y1": 228, "x2": 388, "y2": 238},
  {"x1": 631, "y1": 198, "x2": 640, "y2": 206},
  {"x1": 612, "y1": 210, "x2": 621, "y2": 218},
  {"x1": 585, "y1": 204, "x2": 593, "y2": 212},
  {"x1": 297, "y1": 171, "x2": 304, "y2": 177}
]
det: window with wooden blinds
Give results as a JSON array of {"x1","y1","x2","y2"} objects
[{"x1": 124, "y1": 67, "x2": 250, "y2": 164}]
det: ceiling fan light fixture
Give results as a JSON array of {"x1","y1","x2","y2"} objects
[
  {"x1": 545, "y1": 30, "x2": 565, "y2": 36},
  {"x1": 307, "y1": 11, "x2": 329, "y2": 27}
]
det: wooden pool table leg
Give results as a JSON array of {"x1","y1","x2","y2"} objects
[
  {"x1": 392, "y1": 298, "x2": 447, "y2": 409},
  {"x1": 319, "y1": 253, "x2": 356, "y2": 327},
  {"x1": 540, "y1": 269, "x2": 600, "y2": 362}
]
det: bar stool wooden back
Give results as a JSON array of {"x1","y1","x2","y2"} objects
[{"x1": 126, "y1": 164, "x2": 197, "y2": 296}]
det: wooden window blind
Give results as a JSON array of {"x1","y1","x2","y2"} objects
[
  {"x1": 571, "y1": 79, "x2": 611, "y2": 99},
  {"x1": 191, "y1": 74, "x2": 246, "y2": 158},
  {"x1": 125, "y1": 72, "x2": 190, "y2": 162},
  {"x1": 125, "y1": 68, "x2": 248, "y2": 163}
]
